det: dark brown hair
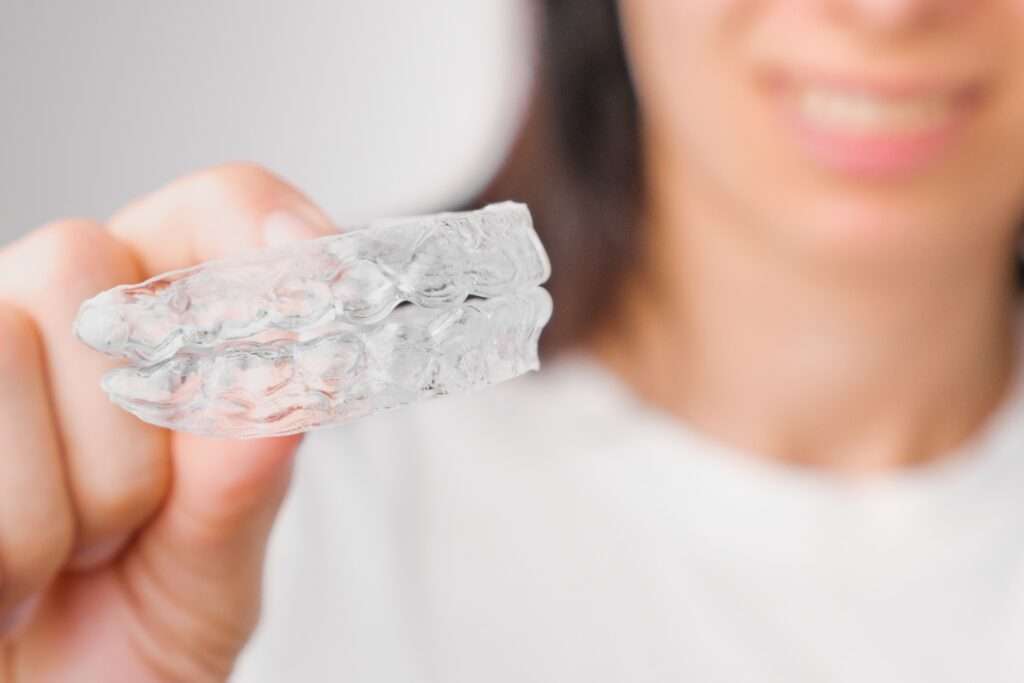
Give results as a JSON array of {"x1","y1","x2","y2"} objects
[
  {"x1": 468, "y1": 0, "x2": 1024, "y2": 357},
  {"x1": 469, "y1": 1, "x2": 643, "y2": 357}
]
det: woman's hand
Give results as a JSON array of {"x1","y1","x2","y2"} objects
[{"x1": 0, "y1": 164, "x2": 336, "y2": 682}]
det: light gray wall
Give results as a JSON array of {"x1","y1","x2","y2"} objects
[{"x1": 0, "y1": 1, "x2": 533, "y2": 245}]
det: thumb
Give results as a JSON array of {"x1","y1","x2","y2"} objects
[
  {"x1": 133, "y1": 431, "x2": 301, "y2": 620},
  {"x1": 115, "y1": 432, "x2": 302, "y2": 678}
]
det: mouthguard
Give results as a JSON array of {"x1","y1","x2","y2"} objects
[{"x1": 73, "y1": 201, "x2": 553, "y2": 439}]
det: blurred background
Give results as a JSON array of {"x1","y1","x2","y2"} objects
[{"x1": 0, "y1": 1, "x2": 533, "y2": 244}]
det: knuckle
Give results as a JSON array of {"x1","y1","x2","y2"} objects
[
  {"x1": 77, "y1": 450, "x2": 170, "y2": 537},
  {"x1": 188, "y1": 162, "x2": 285, "y2": 209},
  {"x1": 24, "y1": 220, "x2": 138, "y2": 296},
  {"x1": 0, "y1": 301, "x2": 41, "y2": 376},
  {"x1": 0, "y1": 502, "x2": 74, "y2": 598},
  {"x1": 34, "y1": 218, "x2": 105, "y2": 264}
]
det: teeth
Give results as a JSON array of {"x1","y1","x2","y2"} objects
[{"x1": 798, "y1": 88, "x2": 954, "y2": 135}]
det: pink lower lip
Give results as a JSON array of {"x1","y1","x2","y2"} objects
[{"x1": 786, "y1": 101, "x2": 971, "y2": 179}]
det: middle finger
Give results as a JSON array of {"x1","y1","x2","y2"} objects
[{"x1": 0, "y1": 220, "x2": 170, "y2": 567}]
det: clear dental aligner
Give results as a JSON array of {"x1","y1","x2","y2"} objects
[
  {"x1": 73, "y1": 202, "x2": 553, "y2": 439},
  {"x1": 76, "y1": 201, "x2": 551, "y2": 365}
]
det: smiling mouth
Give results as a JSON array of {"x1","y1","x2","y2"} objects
[
  {"x1": 797, "y1": 87, "x2": 967, "y2": 136},
  {"x1": 765, "y1": 70, "x2": 987, "y2": 177}
]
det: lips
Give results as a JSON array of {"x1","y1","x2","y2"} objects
[{"x1": 766, "y1": 71, "x2": 984, "y2": 177}]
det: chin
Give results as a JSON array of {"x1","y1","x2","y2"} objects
[{"x1": 773, "y1": 196, "x2": 964, "y2": 268}]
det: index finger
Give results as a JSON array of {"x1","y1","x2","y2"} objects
[{"x1": 108, "y1": 162, "x2": 336, "y2": 277}]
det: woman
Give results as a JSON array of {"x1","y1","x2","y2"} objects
[{"x1": 3, "y1": 1, "x2": 1024, "y2": 680}]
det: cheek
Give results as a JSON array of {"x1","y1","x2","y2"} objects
[
  {"x1": 623, "y1": 1, "x2": 812, "y2": 246},
  {"x1": 632, "y1": 14, "x2": 792, "y2": 213},
  {"x1": 624, "y1": 0, "x2": 1024, "y2": 262},
  {"x1": 620, "y1": 1, "x2": 761, "y2": 156},
  {"x1": 619, "y1": 1, "x2": 749, "y2": 79}
]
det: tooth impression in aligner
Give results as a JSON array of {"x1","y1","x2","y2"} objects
[{"x1": 73, "y1": 201, "x2": 553, "y2": 439}]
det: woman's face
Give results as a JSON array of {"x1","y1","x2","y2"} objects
[{"x1": 617, "y1": 1, "x2": 1024, "y2": 276}]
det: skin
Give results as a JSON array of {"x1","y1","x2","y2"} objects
[
  {"x1": 599, "y1": 0, "x2": 1024, "y2": 472},
  {"x1": 0, "y1": 164, "x2": 337, "y2": 680},
  {"x1": 2, "y1": 0, "x2": 1024, "y2": 680}
]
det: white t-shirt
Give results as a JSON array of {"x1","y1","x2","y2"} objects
[{"x1": 234, "y1": 307, "x2": 1024, "y2": 683}]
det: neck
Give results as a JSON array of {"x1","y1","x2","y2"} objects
[{"x1": 592, "y1": 148, "x2": 1022, "y2": 475}]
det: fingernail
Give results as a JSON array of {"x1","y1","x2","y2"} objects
[
  {"x1": 67, "y1": 533, "x2": 131, "y2": 572},
  {"x1": 0, "y1": 594, "x2": 41, "y2": 639},
  {"x1": 263, "y1": 209, "x2": 334, "y2": 247}
]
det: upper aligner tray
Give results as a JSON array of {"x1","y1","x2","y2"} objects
[{"x1": 74, "y1": 201, "x2": 551, "y2": 365}]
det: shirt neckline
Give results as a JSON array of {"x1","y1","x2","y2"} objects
[{"x1": 545, "y1": 299, "x2": 1024, "y2": 504}]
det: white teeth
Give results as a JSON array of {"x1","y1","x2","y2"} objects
[{"x1": 798, "y1": 88, "x2": 954, "y2": 135}]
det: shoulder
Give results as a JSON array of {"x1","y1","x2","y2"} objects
[
  {"x1": 234, "y1": 353, "x2": 644, "y2": 680},
  {"x1": 264, "y1": 350, "x2": 654, "y2": 571}
]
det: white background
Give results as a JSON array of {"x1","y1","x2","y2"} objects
[{"x1": 0, "y1": 1, "x2": 533, "y2": 244}]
